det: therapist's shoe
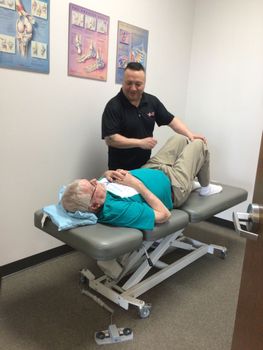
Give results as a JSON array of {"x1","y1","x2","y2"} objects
[{"x1": 199, "y1": 184, "x2": 223, "y2": 196}]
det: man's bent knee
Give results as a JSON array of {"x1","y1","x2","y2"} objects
[
  {"x1": 191, "y1": 139, "x2": 207, "y2": 152},
  {"x1": 168, "y1": 134, "x2": 188, "y2": 143}
]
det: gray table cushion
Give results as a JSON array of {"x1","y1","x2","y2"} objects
[
  {"x1": 34, "y1": 184, "x2": 247, "y2": 260},
  {"x1": 34, "y1": 210, "x2": 143, "y2": 261},
  {"x1": 143, "y1": 209, "x2": 189, "y2": 241},
  {"x1": 180, "y1": 184, "x2": 248, "y2": 223}
]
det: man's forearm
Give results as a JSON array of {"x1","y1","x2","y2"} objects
[
  {"x1": 132, "y1": 180, "x2": 171, "y2": 223},
  {"x1": 114, "y1": 173, "x2": 171, "y2": 224},
  {"x1": 169, "y1": 117, "x2": 193, "y2": 139},
  {"x1": 105, "y1": 134, "x2": 141, "y2": 149},
  {"x1": 105, "y1": 134, "x2": 157, "y2": 150},
  {"x1": 169, "y1": 117, "x2": 206, "y2": 143}
]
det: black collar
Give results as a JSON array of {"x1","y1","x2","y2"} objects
[{"x1": 119, "y1": 88, "x2": 148, "y2": 109}]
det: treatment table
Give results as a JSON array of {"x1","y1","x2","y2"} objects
[{"x1": 34, "y1": 184, "x2": 247, "y2": 318}]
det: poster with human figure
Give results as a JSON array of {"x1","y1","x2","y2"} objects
[
  {"x1": 0, "y1": 0, "x2": 49, "y2": 73},
  {"x1": 68, "y1": 3, "x2": 109, "y2": 81},
  {"x1": 116, "y1": 21, "x2": 148, "y2": 84}
]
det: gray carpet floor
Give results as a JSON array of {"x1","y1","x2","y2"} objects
[{"x1": 0, "y1": 222, "x2": 245, "y2": 350}]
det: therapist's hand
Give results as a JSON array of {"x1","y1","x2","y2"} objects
[
  {"x1": 188, "y1": 133, "x2": 207, "y2": 144},
  {"x1": 139, "y1": 137, "x2": 157, "y2": 150}
]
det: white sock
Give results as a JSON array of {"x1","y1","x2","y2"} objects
[
  {"x1": 199, "y1": 184, "x2": 223, "y2": 196},
  {"x1": 192, "y1": 181, "x2": 201, "y2": 191}
]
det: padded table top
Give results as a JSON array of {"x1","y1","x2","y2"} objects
[
  {"x1": 180, "y1": 184, "x2": 248, "y2": 222},
  {"x1": 34, "y1": 183, "x2": 248, "y2": 261},
  {"x1": 143, "y1": 209, "x2": 189, "y2": 241},
  {"x1": 34, "y1": 210, "x2": 143, "y2": 261}
]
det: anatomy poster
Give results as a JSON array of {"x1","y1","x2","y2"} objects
[
  {"x1": 68, "y1": 3, "x2": 109, "y2": 81},
  {"x1": 116, "y1": 21, "x2": 148, "y2": 84},
  {"x1": 0, "y1": 0, "x2": 49, "y2": 73}
]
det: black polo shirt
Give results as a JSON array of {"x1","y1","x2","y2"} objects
[{"x1": 102, "y1": 89, "x2": 174, "y2": 170}]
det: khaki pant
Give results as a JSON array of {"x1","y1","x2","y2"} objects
[{"x1": 143, "y1": 134, "x2": 210, "y2": 207}]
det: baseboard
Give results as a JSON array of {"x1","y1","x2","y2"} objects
[
  {"x1": 1, "y1": 245, "x2": 74, "y2": 278},
  {"x1": 0, "y1": 217, "x2": 234, "y2": 280}
]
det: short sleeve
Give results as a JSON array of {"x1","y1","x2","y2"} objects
[
  {"x1": 98, "y1": 197, "x2": 155, "y2": 230},
  {"x1": 152, "y1": 96, "x2": 174, "y2": 126},
  {"x1": 101, "y1": 100, "x2": 122, "y2": 138}
]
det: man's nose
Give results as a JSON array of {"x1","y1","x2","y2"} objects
[{"x1": 130, "y1": 83, "x2": 137, "y2": 90}]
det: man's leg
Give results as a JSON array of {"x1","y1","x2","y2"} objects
[
  {"x1": 165, "y1": 139, "x2": 210, "y2": 207},
  {"x1": 144, "y1": 136, "x2": 221, "y2": 207},
  {"x1": 143, "y1": 134, "x2": 188, "y2": 168},
  {"x1": 144, "y1": 136, "x2": 208, "y2": 206}
]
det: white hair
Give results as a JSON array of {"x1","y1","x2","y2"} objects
[{"x1": 61, "y1": 179, "x2": 92, "y2": 212}]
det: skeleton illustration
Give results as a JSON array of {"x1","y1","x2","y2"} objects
[
  {"x1": 32, "y1": 41, "x2": 38, "y2": 55},
  {"x1": 0, "y1": 0, "x2": 15, "y2": 9},
  {"x1": 0, "y1": 35, "x2": 15, "y2": 53},
  {"x1": 0, "y1": 37, "x2": 8, "y2": 52},
  {"x1": 15, "y1": 0, "x2": 35, "y2": 56},
  {"x1": 130, "y1": 43, "x2": 147, "y2": 66},
  {"x1": 84, "y1": 48, "x2": 105, "y2": 73},
  {"x1": 40, "y1": 43, "x2": 45, "y2": 57},
  {"x1": 75, "y1": 34, "x2": 82, "y2": 55},
  {"x1": 77, "y1": 40, "x2": 96, "y2": 63}
]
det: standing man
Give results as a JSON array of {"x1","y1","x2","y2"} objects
[{"x1": 102, "y1": 62, "x2": 206, "y2": 170}]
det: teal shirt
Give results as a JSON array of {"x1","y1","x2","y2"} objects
[{"x1": 97, "y1": 168, "x2": 173, "y2": 230}]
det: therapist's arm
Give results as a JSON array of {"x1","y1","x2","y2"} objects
[
  {"x1": 114, "y1": 172, "x2": 171, "y2": 223},
  {"x1": 105, "y1": 134, "x2": 157, "y2": 150},
  {"x1": 169, "y1": 117, "x2": 206, "y2": 143}
]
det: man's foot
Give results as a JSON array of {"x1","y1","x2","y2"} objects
[{"x1": 199, "y1": 184, "x2": 223, "y2": 196}]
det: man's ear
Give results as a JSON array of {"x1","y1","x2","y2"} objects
[{"x1": 88, "y1": 203, "x2": 101, "y2": 212}]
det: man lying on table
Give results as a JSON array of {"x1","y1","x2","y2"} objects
[{"x1": 61, "y1": 135, "x2": 222, "y2": 230}]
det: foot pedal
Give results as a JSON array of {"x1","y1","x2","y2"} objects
[{"x1": 95, "y1": 324, "x2": 133, "y2": 345}]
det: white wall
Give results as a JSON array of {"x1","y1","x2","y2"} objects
[
  {"x1": 2, "y1": 0, "x2": 262, "y2": 266},
  {"x1": 0, "y1": 0, "x2": 195, "y2": 265},
  {"x1": 186, "y1": 0, "x2": 263, "y2": 219}
]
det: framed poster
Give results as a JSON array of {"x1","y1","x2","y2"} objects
[
  {"x1": 116, "y1": 21, "x2": 148, "y2": 84},
  {"x1": 0, "y1": 0, "x2": 49, "y2": 73},
  {"x1": 68, "y1": 3, "x2": 109, "y2": 81}
]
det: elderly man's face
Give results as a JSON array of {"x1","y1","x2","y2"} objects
[
  {"x1": 122, "y1": 68, "x2": 145, "y2": 106},
  {"x1": 80, "y1": 179, "x2": 106, "y2": 207}
]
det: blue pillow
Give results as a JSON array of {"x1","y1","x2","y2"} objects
[{"x1": 42, "y1": 186, "x2": 97, "y2": 231}]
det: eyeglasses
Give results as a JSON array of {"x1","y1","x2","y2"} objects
[{"x1": 90, "y1": 183, "x2": 97, "y2": 201}]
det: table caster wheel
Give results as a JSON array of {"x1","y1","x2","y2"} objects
[
  {"x1": 138, "y1": 303, "x2": 152, "y2": 319},
  {"x1": 220, "y1": 249, "x2": 227, "y2": 259},
  {"x1": 123, "y1": 327, "x2": 132, "y2": 335},
  {"x1": 79, "y1": 273, "x2": 87, "y2": 284},
  {"x1": 95, "y1": 331, "x2": 106, "y2": 340}
]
